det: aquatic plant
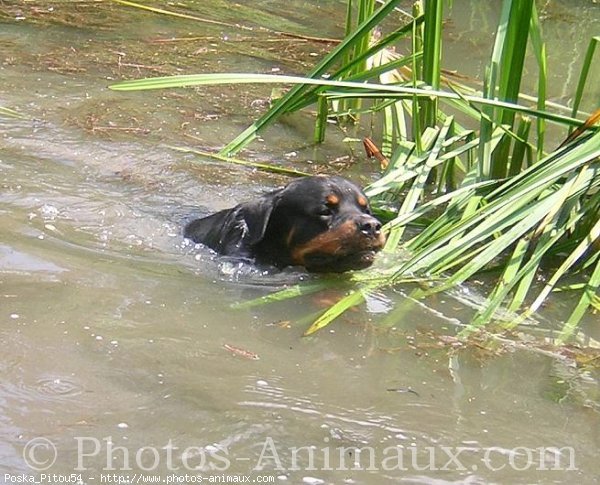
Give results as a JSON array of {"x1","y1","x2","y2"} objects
[{"x1": 111, "y1": 0, "x2": 600, "y2": 343}]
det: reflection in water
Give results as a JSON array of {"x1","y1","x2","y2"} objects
[
  {"x1": 1, "y1": 0, "x2": 599, "y2": 483},
  {"x1": 0, "y1": 244, "x2": 67, "y2": 275}
]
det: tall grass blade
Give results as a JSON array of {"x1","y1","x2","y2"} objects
[
  {"x1": 303, "y1": 288, "x2": 366, "y2": 336},
  {"x1": 110, "y1": 73, "x2": 587, "y2": 129},
  {"x1": 559, "y1": 257, "x2": 600, "y2": 343},
  {"x1": 421, "y1": 0, "x2": 443, "y2": 127},
  {"x1": 570, "y1": 36, "x2": 599, "y2": 122},
  {"x1": 0, "y1": 107, "x2": 25, "y2": 119},
  {"x1": 218, "y1": 0, "x2": 403, "y2": 155},
  {"x1": 170, "y1": 147, "x2": 309, "y2": 177},
  {"x1": 527, "y1": 209, "x2": 600, "y2": 317},
  {"x1": 232, "y1": 282, "x2": 329, "y2": 309},
  {"x1": 529, "y1": 4, "x2": 547, "y2": 158},
  {"x1": 490, "y1": 0, "x2": 534, "y2": 179}
]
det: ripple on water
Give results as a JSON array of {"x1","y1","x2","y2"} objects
[
  {"x1": 2, "y1": 377, "x2": 84, "y2": 403},
  {"x1": 33, "y1": 377, "x2": 83, "y2": 398}
]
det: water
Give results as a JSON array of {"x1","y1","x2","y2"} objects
[{"x1": 1, "y1": 1, "x2": 599, "y2": 483}]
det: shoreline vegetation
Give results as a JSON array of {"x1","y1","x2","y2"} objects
[{"x1": 93, "y1": 0, "x2": 599, "y2": 347}]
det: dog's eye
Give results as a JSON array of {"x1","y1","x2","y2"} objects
[{"x1": 317, "y1": 207, "x2": 333, "y2": 217}]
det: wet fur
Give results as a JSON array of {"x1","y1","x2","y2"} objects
[{"x1": 184, "y1": 176, "x2": 385, "y2": 272}]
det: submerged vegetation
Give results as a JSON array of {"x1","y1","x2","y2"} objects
[{"x1": 111, "y1": 0, "x2": 600, "y2": 344}]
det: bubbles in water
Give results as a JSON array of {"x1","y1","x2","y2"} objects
[
  {"x1": 219, "y1": 260, "x2": 243, "y2": 276},
  {"x1": 39, "y1": 204, "x2": 59, "y2": 220},
  {"x1": 125, "y1": 234, "x2": 144, "y2": 246},
  {"x1": 302, "y1": 478, "x2": 325, "y2": 485}
]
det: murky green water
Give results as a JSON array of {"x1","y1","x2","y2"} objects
[{"x1": 1, "y1": 1, "x2": 599, "y2": 483}]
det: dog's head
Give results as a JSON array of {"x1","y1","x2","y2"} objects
[
  {"x1": 249, "y1": 175, "x2": 386, "y2": 272},
  {"x1": 185, "y1": 175, "x2": 386, "y2": 272}
]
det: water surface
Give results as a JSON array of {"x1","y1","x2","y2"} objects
[{"x1": 1, "y1": 1, "x2": 599, "y2": 483}]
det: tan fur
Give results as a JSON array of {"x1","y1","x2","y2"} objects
[{"x1": 291, "y1": 220, "x2": 385, "y2": 265}]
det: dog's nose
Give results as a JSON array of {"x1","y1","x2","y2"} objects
[{"x1": 357, "y1": 215, "x2": 382, "y2": 237}]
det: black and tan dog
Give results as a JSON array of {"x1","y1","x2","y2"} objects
[{"x1": 184, "y1": 175, "x2": 385, "y2": 272}]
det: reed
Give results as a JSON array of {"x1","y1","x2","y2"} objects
[{"x1": 111, "y1": 0, "x2": 600, "y2": 343}]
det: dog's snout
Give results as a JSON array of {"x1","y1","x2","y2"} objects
[{"x1": 357, "y1": 215, "x2": 382, "y2": 237}]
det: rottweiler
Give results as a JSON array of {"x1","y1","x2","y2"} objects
[{"x1": 184, "y1": 175, "x2": 385, "y2": 272}]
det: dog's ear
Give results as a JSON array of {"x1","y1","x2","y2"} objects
[
  {"x1": 184, "y1": 188, "x2": 284, "y2": 257},
  {"x1": 237, "y1": 189, "x2": 282, "y2": 246}
]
